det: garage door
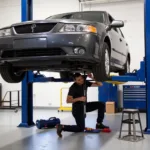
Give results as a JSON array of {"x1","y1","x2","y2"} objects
[{"x1": 82, "y1": 1, "x2": 144, "y2": 71}]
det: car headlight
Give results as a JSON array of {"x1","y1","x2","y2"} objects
[
  {"x1": 0, "y1": 28, "x2": 11, "y2": 37},
  {"x1": 59, "y1": 24, "x2": 97, "y2": 33}
]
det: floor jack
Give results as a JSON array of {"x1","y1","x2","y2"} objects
[{"x1": 83, "y1": 72, "x2": 111, "y2": 133}]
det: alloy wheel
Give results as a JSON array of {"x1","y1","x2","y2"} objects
[
  {"x1": 105, "y1": 49, "x2": 110, "y2": 76},
  {"x1": 126, "y1": 60, "x2": 130, "y2": 73}
]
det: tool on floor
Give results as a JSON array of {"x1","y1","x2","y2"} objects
[
  {"x1": 36, "y1": 117, "x2": 60, "y2": 129},
  {"x1": 84, "y1": 127, "x2": 111, "y2": 133},
  {"x1": 83, "y1": 71, "x2": 87, "y2": 118},
  {"x1": 82, "y1": 72, "x2": 111, "y2": 133}
]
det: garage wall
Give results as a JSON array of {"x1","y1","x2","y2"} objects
[
  {"x1": 0, "y1": 0, "x2": 21, "y2": 28},
  {"x1": 33, "y1": 81, "x2": 98, "y2": 107},
  {"x1": 33, "y1": 0, "x2": 79, "y2": 20}
]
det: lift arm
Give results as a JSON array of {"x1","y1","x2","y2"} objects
[{"x1": 111, "y1": 61, "x2": 145, "y2": 82}]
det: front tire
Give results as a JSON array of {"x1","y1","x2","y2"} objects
[
  {"x1": 92, "y1": 42, "x2": 110, "y2": 81},
  {"x1": 0, "y1": 65, "x2": 26, "y2": 83}
]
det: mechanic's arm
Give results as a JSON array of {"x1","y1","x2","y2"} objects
[
  {"x1": 66, "y1": 86, "x2": 85, "y2": 103},
  {"x1": 67, "y1": 96, "x2": 85, "y2": 103},
  {"x1": 88, "y1": 74, "x2": 103, "y2": 87}
]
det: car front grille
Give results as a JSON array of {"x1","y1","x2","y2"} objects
[
  {"x1": 1, "y1": 48, "x2": 66, "y2": 58},
  {"x1": 14, "y1": 23, "x2": 57, "y2": 34}
]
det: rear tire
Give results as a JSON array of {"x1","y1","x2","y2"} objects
[
  {"x1": 92, "y1": 42, "x2": 110, "y2": 81},
  {"x1": 0, "y1": 65, "x2": 26, "y2": 83},
  {"x1": 119, "y1": 57, "x2": 130, "y2": 75}
]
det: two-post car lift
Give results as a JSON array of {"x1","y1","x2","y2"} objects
[{"x1": 18, "y1": 0, "x2": 150, "y2": 133}]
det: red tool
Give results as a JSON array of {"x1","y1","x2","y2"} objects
[
  {"x1": 101, "y1": 128, "x2": 111, "y2": 133},
  {"x1": 84, "y1": 127, "x2": 111, "y2": 133}
]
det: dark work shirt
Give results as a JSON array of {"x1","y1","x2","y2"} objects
[{"x1": 68, "y1": 81, "x2": 92, "y2": 107}]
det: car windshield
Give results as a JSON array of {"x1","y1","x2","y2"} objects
[{"x1": 46, "y1": 12, "x2": 105, "y2": 23}]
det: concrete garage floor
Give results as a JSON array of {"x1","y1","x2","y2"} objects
[{"x1": 0, "y1": 109, "x2": 149, "y2": 150}]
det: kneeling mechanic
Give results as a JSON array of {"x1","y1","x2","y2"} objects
[{"x1": 56, "y1": 73, "x2": 109, "y2": 137}]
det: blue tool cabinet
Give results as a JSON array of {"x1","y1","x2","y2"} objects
[{"x1": 123, "y1": 85, "x2": 146, "y2": 110}]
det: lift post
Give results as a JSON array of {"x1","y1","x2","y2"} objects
[
  {"x1": 144, "y1": 0, "x2": 150, "y2": 133},
  {"x1": 21, "y1": 0, "x2": 33, "y2": 21},
  {"x1": 18, "y1": 72, "x2": 35, "y2": 127},
  {"x1": 83, "y1": 72, "x2": 87, "y2": 118},
  {"x1": 18, "y1": 0, "x2": 34, "y2": 127}
]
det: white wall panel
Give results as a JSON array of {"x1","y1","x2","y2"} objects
[
  {"x1": 33, "y1": 82, "x2": 99, "y2": 107},
  {"x1": 33, "y1": 82, "x2": 73, "y2": 107},
  {"x1": 0, "y1": 0, "x2": 21, "y2": 28},
  {"x1": 33, "y1": 0, "x2": 79, "y2": 20},
  {"x1": 61, "y1": 88, "x2": 72, "y2": 108}
]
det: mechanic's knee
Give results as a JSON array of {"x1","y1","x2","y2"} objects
[
  {"x1": 98, "y1": 102, "x2": 105, "y2": 111},
  {"x1": 99, "y1": 101, "x2": 105, "y2": 107},
  {"x1": 78, "y1": 125, "x2": 85, "y2": 132}
]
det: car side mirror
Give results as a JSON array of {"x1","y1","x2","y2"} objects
[
  {"x1": 106, "y1": 20, "x2": 124, "y2": 31},
  {"x1": 111, "y1": 20, "x2": 124, "y2": 28}
]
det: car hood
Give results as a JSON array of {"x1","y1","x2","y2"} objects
[{"x1": 10, "y1": 19, "x2": 96, "y2": 27}]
